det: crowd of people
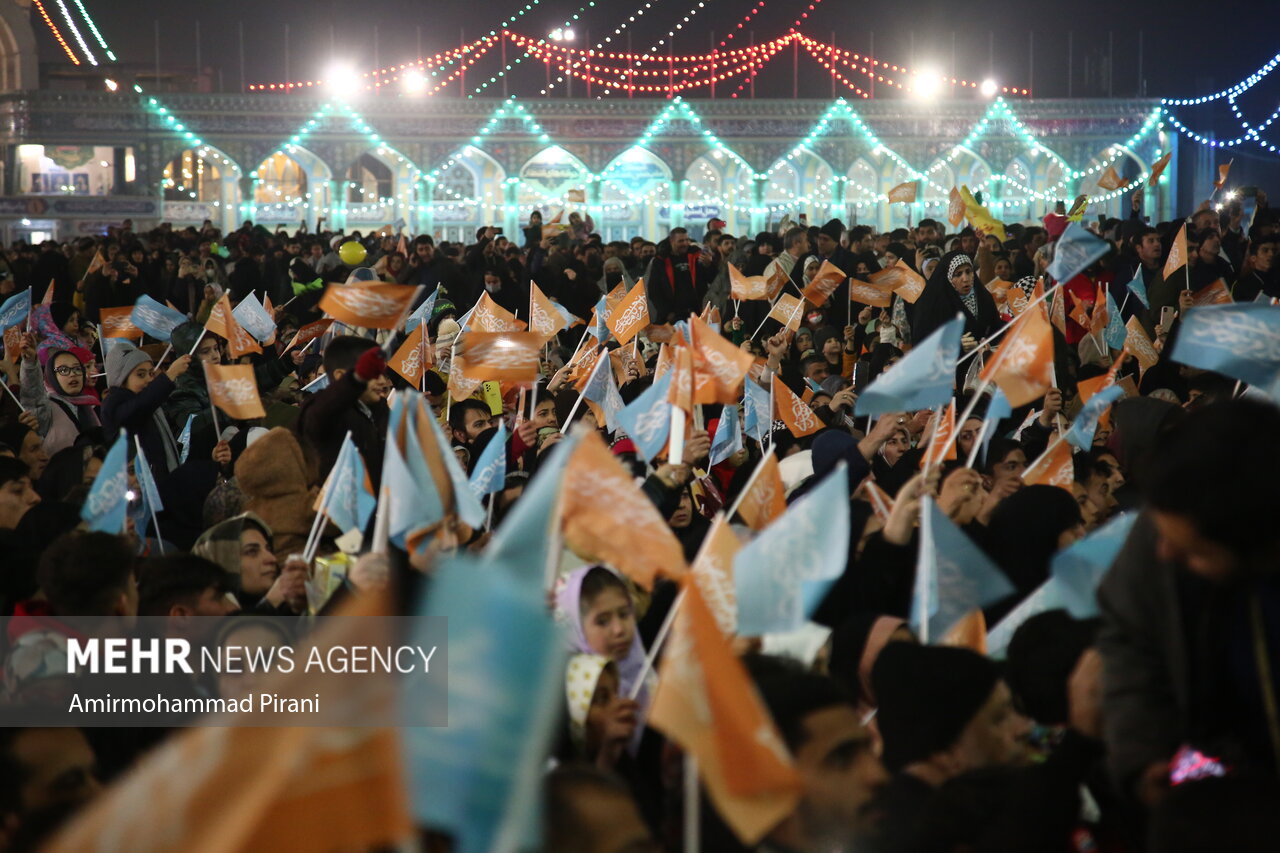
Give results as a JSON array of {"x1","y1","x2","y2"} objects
[{"x1": 0, "y1": 183, "x2": 1278, "y2": 853}]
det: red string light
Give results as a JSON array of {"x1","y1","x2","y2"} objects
[
  {"x1": 33, "y1": 0, "x2": 81, "y2": 65},
  {"x1": 718, "y1": 0, "x2": 767, "y2": 47},
  {"x1": 245, "y1": 27, "x2": 1030, "y2": 98}
]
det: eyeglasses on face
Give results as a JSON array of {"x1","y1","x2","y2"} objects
[{"x1": 53, "y1": 365, "x2": 84, "y2": 377}]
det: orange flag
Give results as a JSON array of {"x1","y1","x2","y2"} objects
[
  {"x1": 868, "y1": 259, "x2": 926, "y2": 304},
  {"x1": 849, "y1": 281, "x2": 892, "y2": 308},
  {"x1": 318, "y1": 282, "x2": 418, "y2": 330},
  {"x1": 1023, "y1": 438, "x2": 1074, "y2": 492},
  {"x1": 771, "y1": 374, "x2": 822, "y2": 438},
  {"x1": 1097, "y1": 166, "x2": 1128, "y2": 192},
  {"x1": 1124, "y1": 317, "x2": 1159, "y2": 377},
  {"x1": 1191, "y1": 278, "x2": 1233, "y2": 307},
  {"x1": 648, "y1": 578, "x2": 802, "y2": 845},
  {"x1": 468, "y1": 291, "x2": 525, "y2": 333},
  {"x1": 1215, "y1": 161, "x2": 1231, "y2": 189},
  {"x1": 204, "y1": 293, "x2": 261, "y2": 358},
  {"x1": 1007, "y1": 287, "x2": 1030, "y2": 318},
  {"x1": 98, "y1": 306, "x2": 143, "y2": 341},
  {"x1": 388, "y1": 323, "x2": 428, "y2": 386},
  {"x1": 947, "y1": 186, "x2": 966, "y2": 227},
  {"x1": 3, "y1": 326, "x2": 21, "y2": 364},
  {"x1": 666, "y1": 343, "x2": 695, "y2": 413},
  {"x1": 768, "y1": 293, "x2": 805, "y2": 332},
  {"x1": 82, "y1": 251, "x2": 105, "y2": 281},
  {"x1": 41, "y1": 593, "x2": 412, "y2": 853},
  {"x1": 447, "y1": 348, "x2": 484, "y2": 403},
  {"x1": 940, "y1": 609, "x2": 988, "y2": 654},
  {"x1": 456, "y1": 331, "x2": 542, "y2": 382},
  {"x1": 734, "y1": 452, "x2": 787, "y2": 531},
  {"x1": 653, "y1": 342, "x2": 673, "y2": 380},
  {"x1": 41, "y1": 279, "x2": 55, "y2": 306},
  {"x1": 690, "y1": 514, "x2": 741, "y2": 636},
  {"x1": 284, "y1": 318, "x2": 334, "y2": 353},
  {"x1": 1089, "y1": 282, "x2": 1110, "y2": 339},
  {"x1": 985, "y1": 278, "x2": 1015, "y2": 308},
  {"x1": 528, "y1": 281, "x2": 567, "y2": 343},
  {"x1": 1068, "y1": 296, "x2": 1091, "y2": 330},
  {"x1": 801, "y1": 260, "x2": 847, "y2": 307},
  {"x1": 729, "y1": 263, "x2": 779, "y2": 301},
  {"x1": 1148, "y1": 151, "x2": 1173, "y2": 186},
  {"x1": 887, "y1": 181, "x2": 918, "y2": 204},
  {"x1": 918, "y1": 400, "x2": 958, "y2": 469},
  {"x1": 1049, "y1": 285, "x2": 1068, "y2": 336},
  {"x1": 606, "y1": 281, "x2": 650, "y2": 345},
  {"x1": 1163, "y1": 223, "x2": 1188, "y2": 279},
  {"x1": 690, "y1": 314, "x2": 754, "y2": 405},
  {"x1": 206, "y1": 363, "x2": 266, "y2": 419},
  {"x1": 561, "y1": 429, "x2": 689, "y2": 589},
  {"x1": 980, "y1": 306, "x2": 1055, "y2": 407}
]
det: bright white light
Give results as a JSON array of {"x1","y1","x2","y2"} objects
[
  {"x1": 104, "y1": 78, "x2": 118, "y2": 92},
  {"x1": 323, "y1": 63, "x2": 362, "y2": 97},
  {"x1": 911, "y1": 70, "x2": 943, "y2": 100},
  {"x1": 562, "y1": 27, "x2": 575, "y2": 40},
  {"x1": 980, "y1": 78, "x2": 998, "y2": 97},
  {"x1": 1223, "y1": 190, "x2": 1237, "y2": 200},
  {"x1": 402, "y1": 69, "x2": 426, "y2": 93},
  {"x1": 549, "y1": 28, "x2": 564, "y2": 41}
]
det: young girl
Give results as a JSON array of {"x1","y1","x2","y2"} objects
[
  {"x1": 101, "y1": 340, "x2": 193, "y2": 475},
  {"x1": 556, "y1": 566, "x2": 652, "y2": 709},
  {"x1": 19, "y1": 335, "x2": 100, "y2": 456},
  {"x1": 562, "y1": 654, "x2": 640, "y2": 770}
]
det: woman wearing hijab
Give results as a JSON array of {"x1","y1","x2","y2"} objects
[
  {"x1": 555, "y1": 565, "x2": 653, "y2": 713},
  {"x1": 19, "y1": 339, "x2": 100, "y2": 457},
  {"x1": 911, "y1": 250, "x2": 1000, "y2": 346},
  {"x1": 982, "y1": 484, "x2": 1085, "y2": 607},
  {"x1": 827, "y1": 612, "x2": 915, "y2": 719}
]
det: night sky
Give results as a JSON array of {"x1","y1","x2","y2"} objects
[{"x1": 33, "y1": 0, "x2": 1280, "y2": 186}]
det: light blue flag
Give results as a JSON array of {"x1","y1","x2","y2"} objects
[
  {"x1": 551, "y1": 300, "x2": 579, "y2": 330},
  {"x1": 743, "y1": 378, "x2": 772, "y2": 441},
  {"x1": 393, "y1": 217, "x2": 407, "y2": 232},
  {"x1": 1065, "y1": 384, "x2": 1124, "y2": 449},
  {"x1": 592, "y1": 295, "x2": 610, "y2": 343},
  {"x1": 581, "y1": 354, "x2": 623, "y2": 434},
  {"x1": 130, "y1": 295, "x2": 188, "y2": 341},
  {"x1": 177, "y1": 414, "x2": 194, "y2": 465},
  {"x1": 302, "y1": 372, "x2": 330, "y2": 393},
  {"x1": 419, "y1": 396, "x2": 487, "y2": 530},
  {"x1": 614, "y1": 372, "x2": 672, "y2": 460},
  {"x1": 1125, "y1": 268, "x2": 1149, "y2": 309},
  {"x1": 0, "y1": 289, "x2": 30, "y2": 332},
  {"x1": 912, "y1": 496, "x2": 1016, "y2": 642},
  {"x1": 231, "y1": 293, "x2": 276, "y2": 344},
  {"x1": 734, "y1": 464, "x2": 850, "y2": 636},
  {"x1": 468, "y1": 420, "x2": 509, "y2": 500},
  {"x1": 485, "y1": 430, "x2": 582, "y2": 584},
  {"x1": 1170, "y1": 304, "x2": 1280, "y2": 395},
  {"x1": 1046, "y1": 222, "x2": 1110, "y2": 284},
  {"x1": 129, "y1": 437, "x2": 165, "y2": 545},
  {"x1": 385, "y1": 394, "x2": 444, "y2": 548},
  {"x1": 323, "y1": 435, "x2": 376, "y2": 536},
  {"x1": 1242, "y1": 196, "x2": 1259, "y2": 234},
  {"x1": 805, "y1": 377, "x2": 824, "y2": 394},
  {"x1": 1104, "y1": 290, "x2": 1127, "y2": 350},
  {"x1": 404, "y1": 554, "x2": 564, "y2": 853},
  {"x1": 405, "y1": 287, "x2": 439, "y2": 333},
  {"x1": 709, "y1": 403, "x2": 743, "y2": 466},
  {"x1": 976, "y1": 387, "x2": 1011, "y2": 467},
  {"x1": 986, "y1": 575, "x2": 1075, "y2": 659},
  {"x1": 1049, "y1": 511, "x2": 1138, "y2": 617},
  {"x1": 81, "y1": 430, "x2": 129, "y2": 534},
  {"x1": 855, "y1": 314, "x2": 964, "y2": 416}
]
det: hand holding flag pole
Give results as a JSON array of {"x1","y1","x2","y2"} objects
[{"x1": 956, "y1": 281, "x2": 1062, "y2": 366}]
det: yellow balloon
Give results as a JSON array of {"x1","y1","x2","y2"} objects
[{"x1": 338, "y1": 241, "x2": 367, "y2": 266}]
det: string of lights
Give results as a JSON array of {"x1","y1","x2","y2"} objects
[
  {"x1": 52, "y1": 0, "x2": 96, "y2": 66},
  {"x1": 717, "y1": 0, "x2": 766, "y2": 47},
  {"x1": 1161, "y1": 52, "x2": 1280, "y2": 106},
  {"x1": 69, "y1": 0, "x2": 115, "y2": 61},
  {"x1": 31, "y1": 0, "x2": 80, "y2": 65},
  {"x1": 139, "y1": 85, "x2": 1162, "y2": 222}
]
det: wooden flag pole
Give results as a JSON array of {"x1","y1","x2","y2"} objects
[
  {"x1": 684, "y1": 755, "x2": 700, "y2": 853},
  {"x1": 628, "y1": 589, "x2": 685, "y2": 700}
]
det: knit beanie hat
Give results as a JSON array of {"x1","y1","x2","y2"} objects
[
  {"x1": 104, "y1": 339, "x2": 154, "y2": 388},
  {"x1": 871, "y1": 642, "x2": 1002, "y2": 772}
]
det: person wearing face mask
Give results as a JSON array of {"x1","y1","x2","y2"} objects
[{"x1": 597, "y1": 256, "x2": 633, "y2": 296}]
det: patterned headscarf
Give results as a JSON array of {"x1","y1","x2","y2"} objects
[{"x1": 564, "y1": 654, "x2": 612, "y2": 749}]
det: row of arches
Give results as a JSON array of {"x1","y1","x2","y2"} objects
[{"x1": 161, "y1": 140, "x2": 1152, "y2": 236}]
